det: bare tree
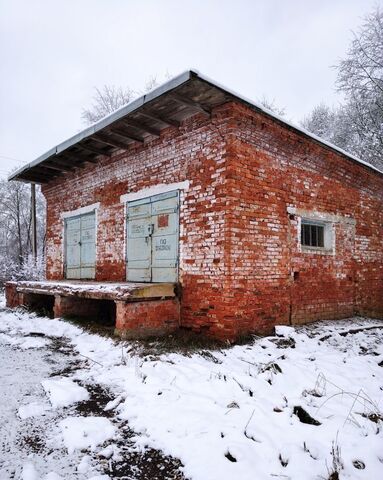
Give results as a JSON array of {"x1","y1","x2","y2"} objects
[
  {"x1": 335, "y1": 6, "x2": 383, "y2": 167},
  {"x1": 0, "y1": 180, "x2": 46, "y2": 283},
  {"x1": 302, "y1": 6, "x2": 383, "y2": 170},
  {"x1": 81, "y1": 74, "x2": 169, "y2": 125},
  {"x1": 81, "y1": 85, "x2": 136, "y2": 125},
  {"x1": 258, "y1": 95, "x2": 286, "y2": 117}
]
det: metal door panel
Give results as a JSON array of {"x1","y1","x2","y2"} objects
[
  {"x1": 128, "y1": 201, "x2": 151, "y2": 217},
  {"x1": 127, "y1": 237, "x2": 151, "y2": 282},
  {"x1": 80, "y1": 214, "x2": 96, "y2": 267},
  {"x1": 152, "y1": 265, "x2": 178, "y2": 282},
  {"x1": 151, "y1": 194, "x2": 179, "y2": 282},
  {"x1": 126, "y1": 203, "x2": 151, "y2": 282},
  {"x1": 65, "y1": 217, "x2": 81, "y2": 279},
  {"x1": 126, "y1": 191, "x2": 179, "y2": 283},
  {"x1": 127, "y1": 217, "x2": 151, "y2": 238},
  {"x1": 65, "y1": 212, "x2": 96, "y2": 280}
]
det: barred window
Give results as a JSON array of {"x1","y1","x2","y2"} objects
[{"x1": 301, "y1": 222, "x2": 325, "y2": 248}]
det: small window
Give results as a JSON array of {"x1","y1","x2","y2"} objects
[{"x1": 301, "y1": 222, "x2": 325, "y2": 248}]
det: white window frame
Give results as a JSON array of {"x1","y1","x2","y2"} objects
[
  {"x1": 299, "y1": 218, "x2": 333, "y2": 253},
  {"x1": 287, "y1": 207, "x2": 336, "y2": 255}
]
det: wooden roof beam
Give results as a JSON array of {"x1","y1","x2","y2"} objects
[
  {"x1": 46, "y1": 159, "x2": 74, "y2": 171},
  {"x1": 170, "y1": 93, "x2": 211, "y2": 116},
  {"x1": 59, "y1": 152, "x2": 88, "y2": 167},
  {"x1": 77, "y1": 142, "x2": 111, "y2": 157},
  {"x1": 93, "y1": 133, "x2": 131, "y2": 150},
  {"x1": 119, "y1": 118, "x2": 161, "y2": 137},
  {"x1": 44, "y1": 161, "x2": 72, "y2": 172},
  {"x1": 34, "y1": 164, "x2": 62, "y2": 174},
  {"x1": 109, "y1": 127, "x2": 144, "y2": 144},
  {"x1": 21, "y1": 173, "x2": 48, "y2": 183},
  {"x1": 138, "y1": 111, "x2": 180, "y2": 128}
]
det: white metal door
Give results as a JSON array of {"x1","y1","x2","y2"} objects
[
  {"x1": 126, "y1": 191, "x2": 179, "y2": 282},
  {"x1": 66, "y1": 217, "x2": 81, "y2": 279},
  {"x1": 65, "y1": 212, "x2": 96, "y2": 279},
  {"x1": 126, "y1": 200, "x2": 152, "y2": 282}
]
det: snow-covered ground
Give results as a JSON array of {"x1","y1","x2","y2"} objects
[{"x1": 0, "y1": 295, "x2": 382, "y2": 480}]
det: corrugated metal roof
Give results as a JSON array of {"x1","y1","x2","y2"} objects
[{"x1": 9, "y1": 70, "x2": 383, "y2": 183}]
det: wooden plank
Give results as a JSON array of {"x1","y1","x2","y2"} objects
[
  {"x1": 119, "y1": 118, "x2": 161, "y2": 137},
  {"x1": 59, "y1": 152, "x2": 85, "y2": 166},
  {"x1": 170, "y1": 93, "x2": 211, "y2": 116},
  {"x1": 31, "y1": 167, "x2": 60, "y2": 181},
  {"x1": 15, "y1": 280, "x2": 176, "y2": 301},
  {"x1": 77, "y1": 142, "x2": 110, "y2": 157},
  {"x1": 132, "y1": 283, "x2": 176, "y2": 299},
  {"x1": 94, "y1": 132, "x2": 131, "y2": 150},
  {"x1": 43, "y1": 162, "x2": 72, "y2": 172},
  {"x1": 22, "y1": 172, "x2": 48, "y2": 183},
  {"x1": 109, "y1": 127, "x2": 144, "y2": 144},
  {"x1": 138, "y1": 111, "x2": 180, "y2": 128}
]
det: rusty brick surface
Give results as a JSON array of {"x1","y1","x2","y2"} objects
[
  {"x1": 115, "y1": 299, "x2": 180, "y2": 338},
  {"x1": 39, "y1": 102, "x2": 383, "y2": 340},
  {"x1": 5, "y1": 283, "x2": 21, "y2": 308}
]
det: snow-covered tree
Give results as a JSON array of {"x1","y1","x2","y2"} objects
[
  {"x1": 81, "y1": 74, "x2": 168, "y2": 125},
  {"x1": 81, "y1": 85, "x2": 136, "y2": 125},
  {"x1": 0, "y1": 180, "x2": 45, "y2": 284},
  {"x1": 302, "y1": 6, "x2": 383, "y2": 170},
  {"x1": 258, "y1": 96, "x2": 286, "y2": 117}
]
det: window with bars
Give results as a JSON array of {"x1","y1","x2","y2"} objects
[{"x1": 301, "y1": 221, "x2": 325, "y2": 248}]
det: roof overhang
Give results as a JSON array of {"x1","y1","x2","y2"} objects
[{"x1": 9, "y1": 70, "x2": 383, "y2": 183}]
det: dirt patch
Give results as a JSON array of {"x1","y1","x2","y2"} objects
[
  {"x1": 261, "y1": 362, "x2": 282, "y2": 374},
  {"x1": 224, "y1": 451, "x2": 237, "y2": 463},
  {"x1": 65, "y1": 315, "x2": 116, "y2": 338},
  {"x1": 353, "y1": 460, "x2": 365, "y2": 469},
  {"x1": 49, "y1": 359, "x2": 84, "y2": 377},
  {"x1": 199, "y1": 350, "x2": 222, "y2": 364},
  {"x1": 48, "y1": 336, "x2": 76, "y2": 357},
  {"x1": 18, "y1": 432, "x2": 46, "y2": 454},
  {"x1": 360, "y1": 412, "x2": 383, "y2": 423},
  {"x1": 270, "y1": 337, "x2": 296, "y2": 349},
  {"x1": 125, "y1": 329, "x2": 229, "y2": 358},
  {"x1": 26, "y1": 332, "x2": 47, "y2": 338},
  {"x1": 104, "y1": 423, "x2": 187, "y2": 479},
  {"x1": 293, "y1": 406, "x2": 321, "y2": 426},
  {"x1": 75, "y1": 383, "x2": 115, "y2": 417}
]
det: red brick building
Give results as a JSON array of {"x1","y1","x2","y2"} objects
[{"x1": 6, "y1": 71, "x2": 383, "y2": 340}]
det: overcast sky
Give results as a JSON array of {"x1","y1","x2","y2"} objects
[{"x1": 0, "y1": 0, "x2": 379, "y2": 179}]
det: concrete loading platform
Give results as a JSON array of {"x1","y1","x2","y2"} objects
[{"x1": 5, "y1": 280, "x2": 179, "y2": 338}]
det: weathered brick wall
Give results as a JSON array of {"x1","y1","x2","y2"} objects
[
  {"x1": 42, "y1": 101, "x2": 383, "y2": 340},
  {"x1": 42, "y1": 106, "x2": 232, "y2": 335},
  {"x1": 224, "y1": 102, "x2": 383, "y2": 335}
]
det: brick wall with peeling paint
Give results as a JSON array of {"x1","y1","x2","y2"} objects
[
  {"x1": 42, "y1": 102, "x2": 383, "y2": 339},
  {"x1": 223, "y1": 102, "x2": 383, "y2": 337},
  {"x1": 42, "y1": 104, "x2": 232, "y2": 337}
]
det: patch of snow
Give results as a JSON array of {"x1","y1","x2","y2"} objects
[
  {"x1": 21, "y1": 461, "x2": 39, "y2": 480},
  {"x1": 43, "y1": 473, "x2": 63, "y2": 480},
  {"x1": 77, "y1": 454, "x2": 92, "y2": 474},
  {"x1": 87, "y1": 476, "x2": 110, "y2": 480},
  {"x1": 104, "y1": 395, "x2": 122, "y2": 411},
  {"x1": 59, "y1": 417, "x2": 116, "y2": 454},
  {"x1": 18, "y1": 401, "x2": 51, "y2": 419},
  {"x1": 274, "y1": 325, "x2": 295, "y2": 337},
  {"x1": 1, "y1": 298, "x2": 383, "y2": 479},
  {"x1": 0, "y1": 332, "x2": 50, "y2": 349},
  {"x1": 42, "y1": 377, "x2": 89, "y2": 408}
]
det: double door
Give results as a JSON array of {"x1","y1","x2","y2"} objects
[
  {"x1": 65, "y1": 212, "x2": 96, "y2": 279},
  {"x1": 126, "y1": 191, "x2": 179, "y2": 282}
]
